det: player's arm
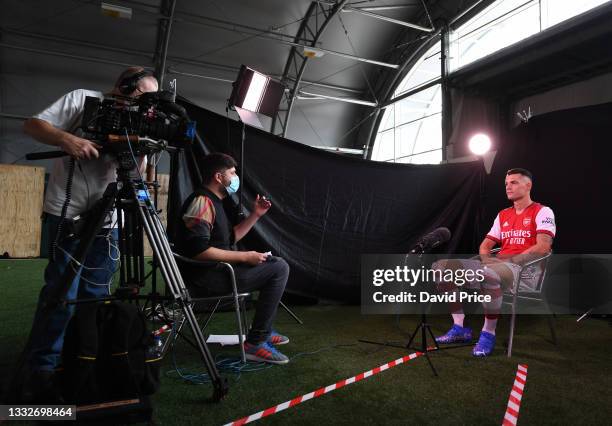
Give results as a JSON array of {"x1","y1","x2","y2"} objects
[
  {"x1": 479, "y1": 237, "x2": 497, "y2": 255},
  {"x1": 510, "y1": 234, "x2": 553, "y2": 264},
  {"x1": 511, "y1": 206, "x2": 555, "y2": 264},
  {"x1": 480, "y1": 214, "x2": 502, "y2": 263},
  {"x1": 479, "y1": 237, "x2": 501, "y2": 264}
]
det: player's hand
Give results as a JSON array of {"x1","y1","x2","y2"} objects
[
  {"x1": 243, "y1": 251, "x2": 269, "y2": 265},
  {"x1": 481, "y1": 255, "x2": 502, "y2": 265},
  {"x1": 253, "y1": 194, "x2": 272, "y2": 217},
  {"x1": 61, "y1": 135, "x2": 102, "y2": 160}
]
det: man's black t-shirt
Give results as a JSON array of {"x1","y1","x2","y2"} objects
[{"x1": 175, "y1": 187, "x2": 237, "y2": 258}]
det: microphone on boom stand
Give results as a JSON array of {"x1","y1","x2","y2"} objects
[{"x1": 361, "y1": 227, "x2": 453, "y2": 376}]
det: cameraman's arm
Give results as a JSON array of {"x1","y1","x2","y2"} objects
[{"x1": 24, "y1": 118, "x2": 101, "y2": 160}]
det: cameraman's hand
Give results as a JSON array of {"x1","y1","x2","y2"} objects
[
  {"x1": 243, "y1": 251, "x2": 269, "y2": 265},
  {"x1": 61, "y1": 135, "x2": 102, "y2": 160},
  {"x1": 253, "y1": 194, "x2": 272, "y2": 217}
]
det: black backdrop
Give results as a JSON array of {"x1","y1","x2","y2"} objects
[
  {"x1": 167, "y1": 100, "x2": 486, "y2": 301},
  {"x1": 483, "y1": 102, "x2": 612, "y2": 253}
]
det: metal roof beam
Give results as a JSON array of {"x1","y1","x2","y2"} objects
[
  {"x1": 297, "y1": 90, "x2": 377, "y2": 107},
  {"x1": 0, "y1": 42, "x2": 153, "y2": 69},
  {"x1": 0, "y1": 30, "x2": 364, "y2": 94},
  {"x1": 282, "y1": 41, "x2": 398, "y2": 69},
  {"x1": 341, "y1": 6, "x2": 434, "y2": 32}
]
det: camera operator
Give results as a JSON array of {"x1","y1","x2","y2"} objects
[{"x1": 22, "y1": 66, "x2": 158, "y2": 401}]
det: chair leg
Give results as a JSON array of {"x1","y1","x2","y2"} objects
[
  {"x1": 280, "y1": 300, "x2": 303, "y2": 325},
  {"x1": 547, "y1": 315, "x2": 557, "y2": 346},
  {"x1": 507, "y1": 291, "x2": 518, "y2": 358},
  {"x1": 507, "y1": 311, "x2": 516, "y2": 358},
  {"x1": 233, "y1": 297, "x2": 246, "y2": 363},
  {"x1": 240, "y1": 297, "x2": 249, "y2": 336}
]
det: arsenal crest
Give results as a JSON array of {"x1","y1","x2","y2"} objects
[{"x1": 523, "y1": 217, "x2": 532, "y2": 227}]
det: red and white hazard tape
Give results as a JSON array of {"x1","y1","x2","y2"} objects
[
  {"x1": 502, "y1": 364, "x2": 528, "y2": 426},
  {"x1": 152, "y1": 324, "x2": 170, "y2": 336},
  {"x1": 224, "y1": 351, "x2": 423, "y2": 426}
]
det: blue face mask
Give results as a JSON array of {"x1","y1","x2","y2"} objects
[{"x1": 225, "y1": 175, "x2": 240, "y2": 195}]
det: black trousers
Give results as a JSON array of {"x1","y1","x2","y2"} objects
[{"x1": 189, "y1": 256, "x2": 289, "y2": 344}]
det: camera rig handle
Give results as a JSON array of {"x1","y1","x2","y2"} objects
[{"x1": 25, "y1": 135, "x2": 173, "y2": 161}]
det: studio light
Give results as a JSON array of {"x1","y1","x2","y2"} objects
[
  {"x1": 469, "y1": 133, "x2": 492, "y2": 155},
  {"x1": 228, "y1": 65, "x2": 285, "y2": 128}
]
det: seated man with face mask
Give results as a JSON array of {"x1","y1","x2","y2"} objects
[{"x1": 175, "y1": 152, "x2": 291, "y2": 364}]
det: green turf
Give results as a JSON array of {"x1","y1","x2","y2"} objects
[{"x1": 1, "y1": 259, "x2": 612, "y2": 425}]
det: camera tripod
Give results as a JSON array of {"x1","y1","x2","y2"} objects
[{"x1": 7, "y1": 145, "x2": 228, "y2": 403}]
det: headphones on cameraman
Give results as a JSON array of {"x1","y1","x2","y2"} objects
[{"x1": 118, "y1": 70, "x2": 150, "y2": 95}]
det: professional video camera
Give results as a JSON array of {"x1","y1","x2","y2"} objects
[{"x1": 81, "y1": 90, "x2": 196, "y2": 157}]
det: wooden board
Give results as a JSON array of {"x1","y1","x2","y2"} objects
[
  {"x1": 0, "y1": 164, "x2": 45, "y2": 258},
  {"x1": 143, "y1": 173, "x2": 169, "y2": 257}
]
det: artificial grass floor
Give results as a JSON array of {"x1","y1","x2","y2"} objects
[{"x1": 1, "y1": 259, "x2": 612, "y2": 425}]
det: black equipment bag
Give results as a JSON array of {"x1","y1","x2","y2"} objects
[{"x1": 60, "y1": 301, "x2": 161, "y2": 422}]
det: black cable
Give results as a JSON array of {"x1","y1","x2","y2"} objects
[
  {"x1": 78, "y1": 162, "x2": 91, "y2": 211},
  {"x1": 290, "y1": 343, "x2": 358, "y2": 361},
  {"x1": 52, "y1": 157, "x2": 76, "y2": 262},
  {"x1": 225, "y1": 106, "x2": 232, "y2": 153}
]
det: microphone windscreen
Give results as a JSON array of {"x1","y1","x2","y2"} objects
[
  {"x1": 435, "y1": 227, "x2": 451, "y2": 242},
  {"x1": 421, "y1": 227, "x2": 451, "y2": 248}
]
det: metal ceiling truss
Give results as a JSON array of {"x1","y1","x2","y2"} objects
[
  {"x1": 3, "y1": 0, "x2": 441, "y2": 145},
  {"x1": 361, "y1": 0, "x2": 491, "y2": 159},
  {"x1": 273, "y1": 0, "x2": 437, "y2": 138},
  {"x1": 0, "y1": 28, "x2": 364, "y2": 95},
  {"x1": 272, "y1": 0, "x2": 350, "y2": 137}
]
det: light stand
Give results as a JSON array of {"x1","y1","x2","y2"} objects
[
  {"x1": 227, "y1": 65, "x2": 302, "y2": 325},
  {"x1": 228, "y1": 65, "x2": 284, "y2": 211}
]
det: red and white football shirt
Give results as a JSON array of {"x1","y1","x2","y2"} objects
[{"x1": 486, "y1": 202, "x2": 556, "y2": 256}]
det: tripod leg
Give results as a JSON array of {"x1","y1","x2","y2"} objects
[
  {"x1": 425, "y1": 324, "x2": 440, "y2": 350},
  {"x1": 135, "y1": 189, "x2": 228, "y2": 400},
  {"x1": 406, "y1": 322, "x2": 420, "y2": 349},
  {"x1": 423, "y1": 352, "x2": 438, "y2": 376}
]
